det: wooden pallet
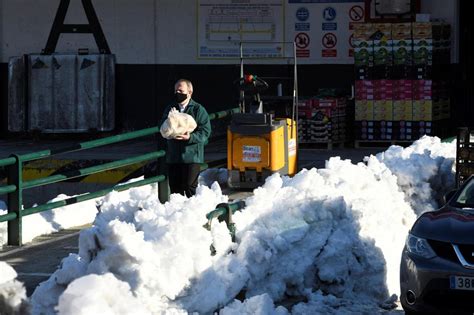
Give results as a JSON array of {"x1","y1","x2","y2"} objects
[
  {"x1": 299, "y1": 141, "x2": 345, "y2": 150},
  {"x1": 354, "y1": 140, "x2": 413, "y2": 149}
]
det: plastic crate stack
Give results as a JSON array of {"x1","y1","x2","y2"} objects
[
  {"x1": 298, "y1": 97, "x2": 347, "y2": 143},
  {"x1": 353, "y1": 21, "x2": 451, "y2": 141}
]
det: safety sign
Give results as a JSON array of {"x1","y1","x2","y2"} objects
[
  {"x1": 295, "y1": 32, "x2": 310, "y2": 49},
  {"x1": 323, "y1": 7, "x2": 336, "y2": 21},
  {"x1": 322, "y1": 23, "x2": 337, "y2": 31},
  {"x1": 288, "y1": 0, "x2": 363, "y2": 63},
  {"x1": 349, "y1": 33, "x2": 355, "y2": 48},
  {"x1": 296, "y1": 7, "x2": 310, "y2": 21},
  {"x1": 242, "y1": 145, "x2": 261, "y2": 162},
  {"x1": 322, "y1": 49, "x2": 337, "y2": 57},
  {"x1": 296, "y1": 49, "x2": 310, "y2": 58},
  {"x1": 295, "y1": 23, "x2": 310, "y2": 31},
  {"x1": 322, "y1": 33, "x2": 337, "y2": 49},
  {"x1": 349, "y1": 5, "x2": 364, "y2": 22}
]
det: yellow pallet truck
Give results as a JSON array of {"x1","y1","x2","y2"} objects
[{"x1": 227, "y1": 43, "x2": 298, "y2": 189}]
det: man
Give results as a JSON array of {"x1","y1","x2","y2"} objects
[{"x1": 160, "y1": 79, "x2": 211, "y2": 197}]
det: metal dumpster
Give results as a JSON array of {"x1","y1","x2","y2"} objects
[{"x1": 8, "y1": 54, "x2": 115, "y2": 133}]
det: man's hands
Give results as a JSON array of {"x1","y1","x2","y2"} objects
[{"x1": 175, "y1": 132, "x2": 190, "y2": 141}]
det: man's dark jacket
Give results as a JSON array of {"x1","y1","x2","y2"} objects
[{"x1": 160, "y1": 99, "x2": 211, "y2": 164}]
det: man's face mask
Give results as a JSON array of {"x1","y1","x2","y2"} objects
[{"x1": 175, "y1": 92, "x2": 188, "y2": 103}]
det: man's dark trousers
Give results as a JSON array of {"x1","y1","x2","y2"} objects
[{"x1": 168, "y1": 163, "x2": 201, "y2": 197}]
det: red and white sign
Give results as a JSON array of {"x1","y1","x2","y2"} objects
[
  {"x1": 322, "y1": 49, "x2": 337, "y2": 57},
  {"x1": 295, "y1": 32, "x2": 310, "y2": 49},
  {"x1": 349, "y1": 5, "x2": 364, "y2": 22},
  {"x1": 296, "y1": 49, "x2": 310, "y2": 58},
  {"x1": 322, "y1": 33, "x2": 337, "y2": 49}
]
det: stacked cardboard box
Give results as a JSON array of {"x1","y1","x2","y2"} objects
[
  {"x1": 395, "y1": 120, "x2": 435, "y2": 141},
  {"x1": 373, "y1": 79, "x2": 393, "y2": 121},
  {"x1": 392, "y1": 23, "x2": 412, "y2": 79},
  {"x1": 354, "y1": 21, "x2": 451, "y2": 142},
  {"x1": 355, "y1": 120, "x2": 394, "y2": 141},
  {"x1": 354, "y1": 23, "x2": 374, "y2": 80},
  {"x1": 413, "y1": 23, "x2": 433, "y2": 67},
  {"x1": 412, "y1": 79, "x2": 432, "y2": 121},
  {"x1": 355, "y1": 120, "x2": 443, "y2": 141},
  {"x1": 298, "y1": 97, "x2": 347, "y2": 143},
  {"x1": 373, "y1": 23, "x2": 393, "y2": 80},
  {"x1": 355, "y1": 80, "x2": 373, "y2": 121}
]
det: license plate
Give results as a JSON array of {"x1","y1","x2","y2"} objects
[{"x1": 450, "y1": 276, "x2": 474, "y2": 290}]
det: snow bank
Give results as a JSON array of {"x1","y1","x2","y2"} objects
[
  {"x1": 30, "y1": 136, "x2": 455, "y2": 314},
  {"x1": 375, "y1": 136, "x2": 456, "y2": 215},
  {"x1": 0, "y1": 261, "x2": 29, "y2": 314}
]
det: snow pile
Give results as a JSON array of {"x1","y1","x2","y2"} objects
[
  {"x1": 56, "y1": 273, "x2": 149, "y2": 315},
  {"x1": 0, "y1": 261, "x2": 29, "y2": 314},
  {"x1": 375, "y1": 136, "x2": 456, "y2": 215},
  {"x1": 31, "y1": 183, "x2": 229, "y2": 314},
  {"x1": 220, "y1": 293, "x2": 288, "y2": 315},
  {"x1": 199, "y1": 168, "x2": 228, "y2": 187},
  {"x1": 29, "y1": 136, "x2": 455, "y2": 314},
  {"x1": 0, "y1": 200, "x2": 7, "y2": 246},
  {"x1": 1, "y1": 195, "x2": 98, "y2": 248}
]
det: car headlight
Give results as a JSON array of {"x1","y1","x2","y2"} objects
[{"x1": 406, "y1": 233, "x2": 436, "y2": 259}]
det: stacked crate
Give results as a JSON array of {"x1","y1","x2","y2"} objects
[
  {"x1": 354, "y1": 21, "x2": 451, "y2": 142},
  {"x1": 298, "y1": 97, "x2": 347, "y2": 144}
]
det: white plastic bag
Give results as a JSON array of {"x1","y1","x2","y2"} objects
[{"x1": 160, "y1": 107, "x2": 197, "y2": 139}]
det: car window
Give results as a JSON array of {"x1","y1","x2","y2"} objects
[{"x1": 455, "y1": 180, "x2": 474, "y2": 207}]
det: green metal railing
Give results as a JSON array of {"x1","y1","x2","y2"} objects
[
  {"x1": 0, "y1": 107, "x2": 238, "y2": 246},
  {"x1": 204, "y1": 200, "x2": 246, "y2": 242}
]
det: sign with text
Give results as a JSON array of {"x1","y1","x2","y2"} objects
[
  {"x1": 287, "y1": 0, "x2": 364, "y2": 64},
  {"x1": 198, "y1": 0, "x2": 285, "y2": 59}
]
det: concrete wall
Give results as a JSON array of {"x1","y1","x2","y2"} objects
[
  {"x1": 0, "y1": 0, "x2": 157, "y2": 64},
  {"x1": 0, "y1": 0, "x2": 460, "y2": 64}
]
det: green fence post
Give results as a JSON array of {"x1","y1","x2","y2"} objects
[
  {"x1": 7, "y1": 154, "x2": 22, "y2": 246},
  {"x1": 158, "y1": 161, "x2": 169, "y2": 203}
]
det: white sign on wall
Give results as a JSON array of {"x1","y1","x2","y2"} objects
[
  {"x1": 287, "y1": 0, "x2": 364, "y2": 64},
  {"x1": 197, "y1": 0, "x2": 285, "y2": 58}
]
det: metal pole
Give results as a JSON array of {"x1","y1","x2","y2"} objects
[
  {"x1": 293, "y1": 42, "x2": 299, "y2": 171},
  {"x1": 7, "y1": 154, "x2": 23, "y2": 246},
  {"x1": 158, "y1": 161, "x2": 169, "y2": 203},
  {"x1": 240, "y1": 42, "x2": 245, "y2": 113}
]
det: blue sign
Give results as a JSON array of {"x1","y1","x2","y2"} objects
[
  {"x1": 295, "y1": 23, "x2": 310, "y2": 31},
  {"x1": 323, "y1": 7, "x2": 336, "y2": 21},
  {"x1": 322, "y1": 23, "x2": 337, "y2": 31},
  {"x1": 296, "y1": 7, "x2": 309, "y2": 21}
]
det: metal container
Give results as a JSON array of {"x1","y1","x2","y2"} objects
[{"x1": 9, "y1": 54, "x2": 115, "y2": 133}]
